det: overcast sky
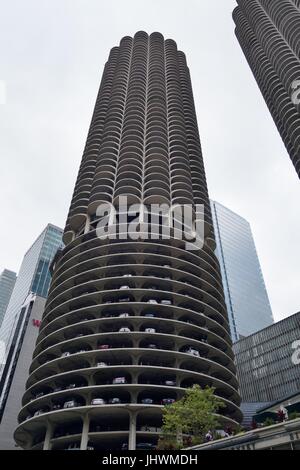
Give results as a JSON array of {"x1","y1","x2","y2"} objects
[{"x1": 0, "y1": 0, "x2": 299, "y2": 323}]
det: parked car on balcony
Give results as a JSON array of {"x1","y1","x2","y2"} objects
[
  {"x1": 183, "y1": 319, "x2": 194, "y2": 325},
  {"x1": 183, "y1": 347, "x2": 200, "y2": 357},
  {"x1": 52, "y1": 404, "x2": 62, "y2": 410},
  {"x1": 163, "y1": 380, "x2": 176, "y2": 386},
  {"x1": 119, "y1": 327, "x2": 131, "y2": 332},
  {"x1": 147, "y1": 299, "x2": 158, "y2": 304},
  {"x1": 123, "y1": 274, "x2": 133, "y2": 277},
  {"x1": 143, "y1": 313, "x2": 155, "y2": 318},
  {"x1": 109, "y1": 397, "x2": 122, "y2": 404},
  {"x1": 65, "y1": 443, "x2": 81, "y2": 450},
  {"x1": 63, "y1": 400, "x2": 80, "y2": 409},
  {"x1": 121, "y1": 442, "x2": 156, "y2": 450},
  {"x1": 97, "y1": 344, "x2": 110, "y2": 350},
  {"x1": 91, "y1": 398, "x2": 106, "y2": 405},
  {"x1": 120, "y1": 285, "x2": 130, "y2": 290},
  {"x1": 161, "y1": 299, "x2": 172, "y2": 305},
  {"x1": 161, "y1": 398, "x2": 175, "y2": 405},
  {"x1": 96, "y1": 361, "x2": 108, "y2": 367},
  {"x1": 65, "y1": 383, "x2": 77, "y2": 390},
  {"x1": 146, "y1": 344, "x2": 157, "y2": 349},
  {"x1": 112, "y1": 377, "x2": 127, "y2": 384},
  {"x1": 33, "y1": 409, "x2": 46, "y2": 417},
  {"x1": 140, "y1": 425, "x2": 158, "y2": 432},
  {"x1": 118, "y1": 313, "x2": 130, "y2": 318},
  {"x1": 119, "y1": 297, "x2": 131, "y2": 303},
  {"x1": 144, "y1": 328, "x2": 156, "y2": 333},
  {"x1": 61, "y1": 352, "x2": 71, "y2": 358},
  {"x1": 141, "y1": 398, "x2": 154, "y2": 404},
  {"x1": 136, "y1": 442, "x2": 156, "y2": 450}
]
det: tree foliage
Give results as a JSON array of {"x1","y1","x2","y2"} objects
[{"x1": 158, "y1": 385, "x2": 225, "y2": 448}]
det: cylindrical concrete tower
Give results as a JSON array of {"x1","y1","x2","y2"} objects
[
  {"x1": 233, "y1": 0, "x2": 300, "y2": 179},
  {"x1": 15, "y1": 31, "x2": 241, "y2": 451}
]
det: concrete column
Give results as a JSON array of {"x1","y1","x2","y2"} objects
[
  {"x1": 84, "y1": 214, "x2": 90, "y2": 234},
  {"x1": 131, "y1": 371, "x2": 138, "y2": 384},
  {"x1": 43, "y1": 422, "x2": 53, "y2": 450},
  {"x1": 131, "y1": 390, "x2": 138, "y2": 403},
  {"x1": 128, "y1": 411, "x2": 137, "y2": 450},
  {"x1": 174, "y1": 357, "x2": 180, "y2": 369},
  {"x1": 80, "y1": 414, "x2": 90, "y2": 450}
]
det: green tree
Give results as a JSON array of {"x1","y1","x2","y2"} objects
[{"x1": 158, "y1": 385, "x2": 226, "y2": 449}]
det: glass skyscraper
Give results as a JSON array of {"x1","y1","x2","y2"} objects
[
  {"x1": 211, "y1": 201, "x2": 274, "y2": 342},
  {"x1": 0, "y1": 225, "x2": 63, "y2": 449},
  {"x1": 0, "y1": 224, "x2": 63, "y2": 371},
  {"x1": 0, "y1": 270, "x2": 17, "y2": 329}
]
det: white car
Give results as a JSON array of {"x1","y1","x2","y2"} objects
[
  {"x1": 184, "y1": 347, "x2": 200, "y2": 357},
  {"x1": 118, "y1": 313, "x2": 130, "y2": 318},
  {"x1": 112, "y1": 377, "x2": 126, "y2": 384},
  {"x1": 144, "y1": 328, "x2": 156, "y2": 333},
  {"x1": 120, "y1": 285, "x2": 130, "y2": 290},
  {"x1": 61, "y1": 352, "x2": 71, "y2": 358},
  {"x1": 96, "y1": 362, "x2": 108, "y2": 368},
  {"x1": 147, "y1": 299, "x2": 158, "y2": 304},
  {"x1": 119, "y1": 327, "x2": 131, "y2": 332},
  {"x1": 63, "y1": 400, "x2": 79, "y2": 409},
  {"x1": 91, "y1": 398, "x2": 106, "y2": 405}
]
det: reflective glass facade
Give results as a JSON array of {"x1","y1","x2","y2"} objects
[
  {"x1": 0, "y1": 224, "x2": 63, "y2": 371},
  {"x1": 0, "y1": 270, "x2": 16, "y2": 329},
  {"x1": 233, "y1": 312, "x2": 300, "y2": 402},
  {"x1": 211, "y1": 201, "x2": 273, "y2": 342}
]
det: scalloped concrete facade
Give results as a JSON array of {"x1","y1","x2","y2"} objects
[{"x1": 15, "y1": 32, "x2": 242, "y2": 451}]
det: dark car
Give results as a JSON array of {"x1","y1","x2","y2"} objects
[
  {"x1": 141, "y1": 398, "x2": 154, "y2": 404},
  {"x1": 161, "y1": 398, "x2": 175, "y2": 405},
  {"x1": 119, "y1": 297, "x2": 131, "y2": 303},
  {"x1": 136, "y1": 443, "x2": 156, "y2": 450},
  {"x1": 109, "y1": 397, "x2": 122, "y2": 404}
]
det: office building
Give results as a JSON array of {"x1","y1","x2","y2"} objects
[
  {"x1": 0, "y1": 269, "x2": 16, "y2": 329},
  {"x1": 0, "y1": 294, "x2": 46, "y2": 449},
  {"x1": 0, "y1": 224, "x2": 63, "y2": 368},
  {"x1": 14, "y1": 32, "x2": 242, "y2": 451},
  {"x1": 233, "y1": 311, "x2": 300, "y2": 403},
  {"x1": 0, "y1": 224, "x2": 63, "y2": 449},
  {"x1": 211, "y1": 201, "x2": 273, "y2": 342},
  {"x1": 233, "y1": 0, "x2": 300, "y2": 178}
]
